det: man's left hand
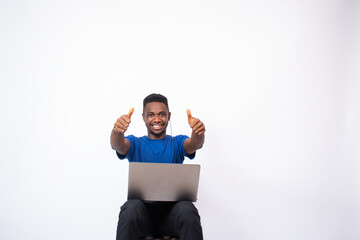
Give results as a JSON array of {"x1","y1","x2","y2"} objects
[{"x1": 187, "y1": 109, "x2": 206, "y2": 135}]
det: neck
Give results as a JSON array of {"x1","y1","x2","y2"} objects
[{"x1": 147, "y1": 131, "x2": 167, "y2": 140}]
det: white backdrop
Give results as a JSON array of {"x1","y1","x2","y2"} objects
[{"x1": 1, "y1": 1, "x2": 359, "y2": 239}]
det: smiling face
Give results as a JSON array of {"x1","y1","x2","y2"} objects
[{"x1": 142, "y1": 102, "x2": 171, "y2": 139}]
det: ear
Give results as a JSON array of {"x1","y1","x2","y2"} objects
[
  {"x1": 142, "y1": 112, "x2": 145, "y2": 122},
  {"x1": 168, "y1": 112, "x2": 171, "y2": 121}
]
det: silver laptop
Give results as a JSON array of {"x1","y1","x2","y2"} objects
[{"x1": 127, "y1": 162, "x2": 201, "y2": 202}]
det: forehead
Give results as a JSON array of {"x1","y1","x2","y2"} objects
[{"x1": 144, "y1": 102, "x2": 169, "y2": 113}]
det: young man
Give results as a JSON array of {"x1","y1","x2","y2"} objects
[{"x1": 110, "y1": 93, "x2": 205, "y2": 240}]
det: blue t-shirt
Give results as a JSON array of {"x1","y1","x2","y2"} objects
[{"x1": 116, "y1": 135, "x2": 195, "y2": 163}]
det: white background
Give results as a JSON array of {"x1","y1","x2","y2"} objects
[{"x1": 1, "y1": 0, "x2": 360, "y2": 239}]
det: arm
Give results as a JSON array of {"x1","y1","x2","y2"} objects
[
  {"x1": 183, "y1": 109, "x2": 206, "y2": 155},
  {"x1": 110, "y1": 130, "x2": 130, "y2": 156},
  {"x1": 110, "y1": 108, "x2": 134, "y2": 156}
]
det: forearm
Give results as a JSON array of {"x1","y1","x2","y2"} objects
[
  {"x1": 184, "y1": 132, "x2": 205, "y2": 155},
  {"x1": 110, "y1": 130, "x2": 130, "y2": 155},
  {"x1": 190, "y1": 131, "x2": 205, "y2": 149}
]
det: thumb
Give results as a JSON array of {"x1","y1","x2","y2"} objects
[
  {"x1": 187, "y1": 109, "x2": 194, "y2": 123},
  {"x1": 127, "y1": 107, "x2": 134, "y2": 118}
]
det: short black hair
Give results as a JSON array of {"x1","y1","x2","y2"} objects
[{"x1": 143, "y1": 93, "x2": 169, "y2": 111}]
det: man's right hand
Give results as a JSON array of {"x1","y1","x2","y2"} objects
[{"x1": 113, "y1": 108, "x2": 134, "y2": 134}]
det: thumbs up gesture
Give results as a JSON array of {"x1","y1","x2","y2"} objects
[
  {"x1": 113, "y1": 108, "x2": 134, "y2": 134},
  {"x1": 187, "y1": 109, "x2": 206, "y2": 135}
]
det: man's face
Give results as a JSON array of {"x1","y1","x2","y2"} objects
[{"x1": 142, "y1": 102, "x2": 171, "y2": 139}]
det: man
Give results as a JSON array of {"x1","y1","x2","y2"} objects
[{"x1": 110, "y1": 93, "x2": 205, "y2": 240}]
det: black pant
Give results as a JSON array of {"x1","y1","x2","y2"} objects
[{"x1": 116, "y1": 199, "x2": 203, "y2": 240}]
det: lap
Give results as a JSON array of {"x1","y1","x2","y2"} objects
[{"x1": 118, "y1": 200, "x2": 200, "y2": 237}]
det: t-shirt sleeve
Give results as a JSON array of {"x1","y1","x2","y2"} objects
[{"x1": 116, "y1": 151, "x2": 126, "y2": 160}]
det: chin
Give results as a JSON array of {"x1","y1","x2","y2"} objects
[{"x1": 150, "y1": 130, "x2": 166, "y2": 138}]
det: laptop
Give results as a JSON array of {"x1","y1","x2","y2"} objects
[{"x1": 127, "y1": 162, "x2": 201, "y2": 202}]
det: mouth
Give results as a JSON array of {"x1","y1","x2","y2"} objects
[{"x1": 151, "y1": 123, "x2": 164, "y2": 131}]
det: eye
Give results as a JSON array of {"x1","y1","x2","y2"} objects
[
  {"x1": 147, "y1": 113, "x2": 154, "y2": 118},
  {"x1": 160, "y1": 113, "x2": 166, "y2": 117}
]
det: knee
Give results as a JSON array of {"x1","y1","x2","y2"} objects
[
  {"x1": 173, "y1": 201, "x2": 201, "y2": 225},
  {"x1": 118, "y1": 200, "x2": 146, "y2": 225},
  {"x1": 121, "y1": 199, "x2": 145, "y2": 210}
]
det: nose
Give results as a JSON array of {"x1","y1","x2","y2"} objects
[{"x1": 153, "y1": 114, "x2": 161, "y2": 122}]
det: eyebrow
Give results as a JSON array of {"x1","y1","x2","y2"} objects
[{"x1": 147, "y1": 111, "x2": 167, "y2": 114}]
